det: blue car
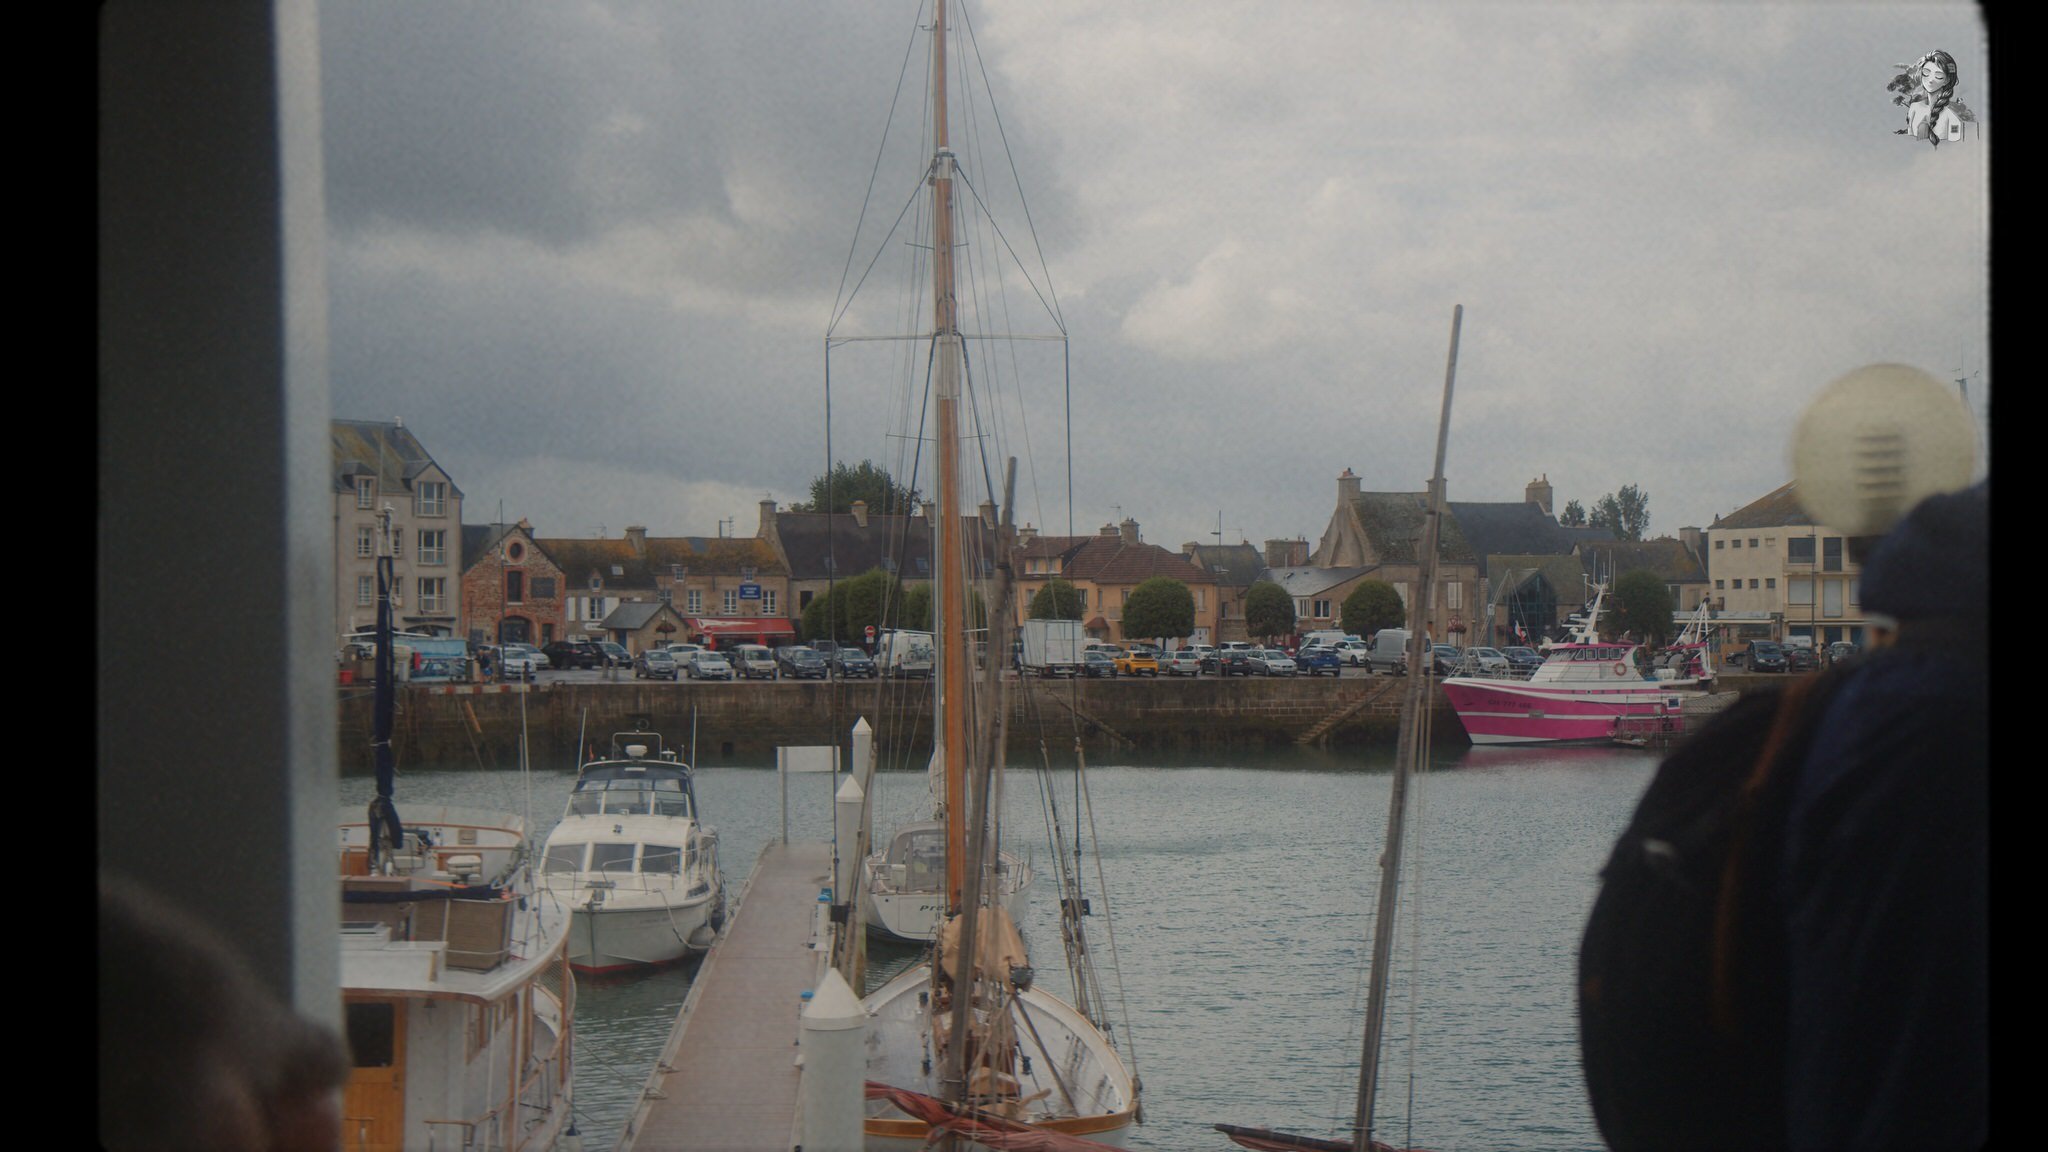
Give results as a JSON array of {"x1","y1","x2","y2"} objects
[{"x1": 1294, "y1": 647, "x2": 1341, "y2": 677}]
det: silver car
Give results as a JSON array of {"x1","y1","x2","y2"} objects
[
  {"x1": 1160, "y1": 650, "x2": 1204, "y2": 676},
  {"x1": 1459, "y1": 646, "x2": 1510, "y2": 674},
  {"x1": 686, "y1": 651, "x2": 734, "y2": 681},
  {"x1": 1254, "y1": 648, "x2": 1298, "y2": 676}
]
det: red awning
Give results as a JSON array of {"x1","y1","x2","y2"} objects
[
  {"x1": 1084, "y1": 616, "x2": 1109, "y2": 631},
  {"x1": 684, "y1": 616, "x2": 796, "y2": 636}
]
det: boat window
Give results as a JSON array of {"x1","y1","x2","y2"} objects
[
  {"x1": 604, "y1": 790, "x2": 650, "y2": 816},
  {"x1": 655, "y1": 794, "x2": 691, "y2": 818},
  {"x1": 567, "y1": 792, "x2": 603, "y2": 816},
  {"x1": 345, "y1": 1002, "x2": 396, "y2": 1067},
  {"x1": 640, "y1": 845, "x2": 681, "y2": 875},
  {"x1": 591, "y1": 843, "x2": 636, "y2": 873},
  {"x1": 543, "y1": 843, "x2": 586, "y2": 873}
]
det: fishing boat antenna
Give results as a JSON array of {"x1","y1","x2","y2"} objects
[{"x1": 1356, "y1": 303, "x2": 1463, "y2": 1148}]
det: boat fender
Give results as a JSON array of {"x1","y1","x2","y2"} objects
[{"x1": 1613, "y1": 662, "x2": 1629, "y2": 677}]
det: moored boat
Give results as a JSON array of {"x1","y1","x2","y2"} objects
[
  {"x1": 1442, "y1": 585, "x2": 1712, "y2": 745},
  {"x1": 339, "y1": 506, "x2": 575, "y2": 1152},
  {"x1": 540, "y1": 731, "x2": 725, "y2": 973}
]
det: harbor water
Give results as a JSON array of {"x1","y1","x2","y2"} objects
[{"x1": 342, "y1": 740, "x2": 1655, "y2": 1151}]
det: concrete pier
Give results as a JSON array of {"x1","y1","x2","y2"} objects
[{"x1": 616, "y1": 841, "x2": 836, "y2": 1152}]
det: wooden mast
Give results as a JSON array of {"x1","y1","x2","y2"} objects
[
  {"x1": 930, "y1": 0, "x2": 971, "y2": 918},
  {"x1": 1353, "y1": 304, "x2": 1462, "y2": 1149}
]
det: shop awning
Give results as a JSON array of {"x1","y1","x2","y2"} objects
[{"x1": 685, "y1": 616, "x2": 796, "y2": 637}]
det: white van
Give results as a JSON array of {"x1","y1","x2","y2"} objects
[
  {"x1": 1366, "y1": 629, "x2": 1431, "y2": 676},
  {"x1": 728, "y1": 643, "x2": 778, "y2": 680}
]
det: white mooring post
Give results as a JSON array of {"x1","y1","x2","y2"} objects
[
  {"x1": 799, "y1": 967, "x2": 867, "y2": 1152},
  {"x1": 834, "y1": 773, "x2": 865, "y2": 911}
]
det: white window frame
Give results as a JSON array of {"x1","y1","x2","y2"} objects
[
  {"x1": 687, "y1": 589, "x2": 702, "y2": 614},
  {"x1": 414, "y1": 480, "x2": 447, "y2": 517},
  {"x1": 417, "y1": 577, "x2": 446, "y2": 614},
  {"x1": 417, "y1": 529, "x2": 446, "y2": 566},
  {"x1": 1788, "y1": 576, "x2": 1814, "y2": 606},
  {"x1": 357, "y1": 575, "x2": 373, "y2": 605},
  {"x1": 356, "y1": 525, "x2": 374, "y2": 557},
  {"x1": 355, "y1": 477, "x2": 375, "y2": 509},
  {"x1": 1446, "y1": 582, "x2": 1462, "y2": 610},
  {"x1": 722, "y1": 588, "x2": 738, "y2": 614},
  {"x1": 762, "y1": 589, "x2": 778, "y2": 616}
]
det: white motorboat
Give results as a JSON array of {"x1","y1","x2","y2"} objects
[
  {"x1": 338, "y1": 507, "x2": 576, "y2": 1151},
  {"x1": 540, "y1": 731, "x2": 724, "y2": 973}
]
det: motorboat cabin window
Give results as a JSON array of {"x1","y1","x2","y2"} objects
[
  {"x1": 591, "y1": 843, "x2": 637, "y2": 873},
  {"x1": 641, "y1": 844, "x2": 682, "y2": 875},
  {"x1": 544, "y1": 843, "x2": 587, "y2": 873}
]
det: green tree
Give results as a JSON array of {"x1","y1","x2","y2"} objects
[
  {"x1": 896, "y1": 582, "x2": 985, "y2": 634},
  {"x1": 1559, "y1": 499, "x2": 1587, "y2": 527},
  {"x1": 1589, "y1": 484, "x2": 1651, "y2": 541},
  {"x1": 1244, "y1": 580, "x2": 1296, "y2": 644},
  {"x1": 1029, "y1": 579, "x2": 1084, "y2": 620},
  {"x1": 1119, "y1": 578, "x2": 1194, "y2": 643},
  {"x1": 799, "y1": 568, "x2": 901, "y2": 645},
  {"x1": 791, "y1": 460, "x2": 920, "y2": 515},
  {"x1": 1607, "y1": 568, "x2": 1675, "y2": 647},
  {"x1": 1341, "y1": 579, "x2": 1406, "y2": 637}
]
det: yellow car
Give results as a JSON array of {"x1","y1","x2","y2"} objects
[{"x1": 1113, "y1": 647, "x2": 1160, "y2": 677}]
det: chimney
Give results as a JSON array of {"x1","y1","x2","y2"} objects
[
  {"x1": 625, "y1": 525, "x2": 647, "y2": 555},
  {"x1": 1525, "y1": 473, "x2": 1554, "y2": 516},
  {"x1": 1678, "y1": 525, "x2": 1705, "y2": 563},
  {"x1": 850, "y1": 500, "x2": 868, "y2": 529},
  {"x1": 1099, "y1": 523, "x2": 1118, "y2": 538},
  {"x1": 1119, "y1": 518, "x2": 1139, "y2": 545},
  {"x1": 1181, "y1": 542, "x2": 1200, "y2": 556},
  {"x1": 1337, "y1": 467, "x2": 1361, "y2": 504},
  {"x1": 1290, "y1": 537, "x2": 1309, "y2": 566},
  {"x1": 1018, "y1": 524, "x2": 1037, "y2": 545},
  {"x1": 979, "y1": 499, "x2": 997, "y2": 529},
  {"x1": 1264, "y1": 538, "x2": 1294, "y2": 568},
  {"x1": 758, "y1": 498, "x2": 776, "y2": 537},
  {"x1": 921, "y1": 501, "x2": 936, "y2": 522}
]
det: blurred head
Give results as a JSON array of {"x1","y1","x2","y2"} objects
[
  {"x1": 1857, "y1": 480, "x2": 1986, "y2": 646},
  {"x1": 99, "y1": 876, "x2": 349, "y2": 1151}
]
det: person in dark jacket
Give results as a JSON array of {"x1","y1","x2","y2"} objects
[{"x1": 1773, "y1": 480, "x2": 1987, "y2": 1149}]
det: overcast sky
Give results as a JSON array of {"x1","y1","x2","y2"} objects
[{"x1": 320, "y1": 2, "x2": 1989, "y2": 554}]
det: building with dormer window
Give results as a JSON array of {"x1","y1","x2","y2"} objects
[{"x1": 331, "y1": 419, "x2": 463, "y2": 642}]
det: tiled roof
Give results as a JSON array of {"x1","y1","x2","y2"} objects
[
  {"x1": 1261, "y1": 565, "x2": 1375, "y2": 596},
  {"x1": 1057, "y1": 537, "x2": 1217, "y2": 585},
  {"x1": 541, "y1": 536, "x2": 784, "y2": 591},
  {"x1": 1562, "y1": 525, "x2": 1622, "y2": 548},
  {"x1": 1578, "y1": 537, "x2": 1708, "y2": 583},
  {"x1": 1350, "y1": 491, "x2": 1476, "y2": 564},
  {"x1": 771, "y1": 511, "x2": 1003, "y2": 581},
  {"x1": 1445, "y1": 501, "x2": 1576, "y2": 560},
  {"x1": 331, "y1": 419, "x2": 461, "y2": 499},
  {"x1": 1713, "y1": 481, "x2": 1809, "y2": 530},
  {"x1": 1181, "y1": 542, "x2": 1267, "y2": 588}
]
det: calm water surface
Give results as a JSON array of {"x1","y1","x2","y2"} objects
[{"x1": 343, "y1": 740, "x2": 1654, "y2": 1151}]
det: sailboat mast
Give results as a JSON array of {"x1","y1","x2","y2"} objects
[
  {"x1": 1354, "y1": 304, "x2": 1463, "y2": 1148},
  {"x1": 930, "y1": 0, "x2": 972, "y2": 916}
]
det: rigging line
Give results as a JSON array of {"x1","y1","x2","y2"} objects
[
  {"x1": 957, "y1": 0, "x2": 1064, "y2": 331},
  {"x1": 829, "y1": 174, "x2": 936, "y2": 339},
  {"x1": 952, "y1": 168, "x2": 1065, "y2": 335},
  {"x1": 1076, "y1": 752, "x2": 1139, "y2": 1075},
  {"x1": 829, "y1": 4, "x2": 927, "y2": 328}
]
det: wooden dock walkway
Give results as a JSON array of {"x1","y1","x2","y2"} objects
[{"x1": 616, "y1": 841, "x2": 836, "y2": 1152}]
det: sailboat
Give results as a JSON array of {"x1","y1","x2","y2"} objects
[
  {"x1": 1215, "y1": 306, "x2": 1467, "y2": 1152},
  {"x1": 844, "y1": 2, "x2": 1139, "y2": 1146},
  {"x1": 336, "y1": 506, "x2": 577, "y2": 1151}
]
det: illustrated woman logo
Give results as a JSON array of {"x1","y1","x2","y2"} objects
[{"x1": 1890, "y1": 50, "x2": 1975, "y2": 146}]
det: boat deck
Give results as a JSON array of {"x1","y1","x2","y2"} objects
[{"x1": 616, "y1": 840, "x2": 835, "y2": 1152}]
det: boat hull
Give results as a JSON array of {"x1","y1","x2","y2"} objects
[
  {"x1": 565, "y1": 889, "x2": 719, "y2": 972},
  {"x1": 863, "y1": 852, "x2": 1031, "y2": 943},
  {"x1": 1442, "y1": 676, "x2": 1700, "y2": 745},
  {"x1": 860, "y1": 964, "x2": 1137, "y2": 1151}
]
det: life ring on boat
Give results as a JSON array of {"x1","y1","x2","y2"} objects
[{"x1": 1612, "y1": 661, "x2": 1629, "y2": 677}]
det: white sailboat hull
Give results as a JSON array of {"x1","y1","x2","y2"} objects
[
  {"x1": 862, "y1": 850, "x2": 1032, "y2": 942},
  {"x1": 860, "y1": 963, "x2": 1138, "y2": 1150}
]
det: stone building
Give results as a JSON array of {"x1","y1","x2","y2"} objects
[
  {"x1": 1015, "y1": 518, "x2": 1221, "y2": 644},
  {"x1": 331, "y1": 419, "x2": 462, "y2": 641},
  {"x1": 1309, "y1": 469, "x2": 1480, "y2": 643},
  {"x1": 459, "y1": 520, "x2": 567, "y2": 648}
]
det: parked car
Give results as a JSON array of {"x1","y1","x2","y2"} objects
[
  {"x1": 1366, "y1": 629, "x2": 1414, "y2": 676},
  {"x1": 775, "y1": 646, "x2": 828, "y2": 679},
  {"x1": 633, "y1": 649, "x2": 679, "y2": 680},
  {"x1": 729, "y1": 644, "x2": 778, "y2": 680},
  {"x1": 1501, "y1": 646, "x2": 1545, "y2": 675},
  {"x1": 1253, "y1": 648, "x2": 1299, "y2": 676},
  {"x1": 1825, "y1": 640, "x2": 1858, "y2": 666},
  {"x1": 1114, "y1": 648, "x2": 1160, "y2": 677},
  {"x1": 810, "y1": 639, "x2": 841, "y2": 659},
  {"x1": 1457, "y1": 646, "x2": 1510, "y2": 674},
  {"x1": 1294, "y1": 646, "x2": 1341, "y2": 677},
  {"x1": 1217, "y1": 648, "x2": 1259, "y2": 677},
  {"x1": 830, "y1": 648, "x2": 877, "y2": 678},
  {"x1": 596, "y1": 641, "x2": 631, "y2": 668},
  {"x1": 1333, "y1": 638, "x2": 1372, "y2": 666},
  {"x1": 1427, "y1": 645, "x2": 1461, "y2": 676},
  {"x1": 498, "y1": 644, "x2": 543, "y2": 678},
  {"x1": 1745, "y1": 640, "x2": 1789, "y2": 673},
  {"x1": 685, "y1": 651, "x2": 734, "y2": 681},
  {"x1": 1160, "y1": 650, "x2": 1204, "y2": 676},
  {"x1": 542, "y1": 640, "x2": 602, "y2": 670},
  {"x1": 1786, "y1": 645, "x2": 1819, "y2": 673},
  {"x1": 1080, "y1": 650, "x2": 1118, "y2": 678}
]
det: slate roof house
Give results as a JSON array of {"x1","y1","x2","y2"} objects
[
  {"x1": 761, "y1": 497, "x2": 1007, "y2": 624},
  {"x1": 1309, "y1": 469, "x2": 1481, "y2": 643},
  {"x1": 1178, "y1": 541, "x2": 1267, "y2": 643},
  {"x1": 542, "y1": 519, "x2": 792, "y2": 651},
  {"x1": 331, "y1": 419, "x2": 462, "y2": 641}
]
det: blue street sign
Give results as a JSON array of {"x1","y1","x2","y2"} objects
[{"x1": 738, "y1": 583, "x2": 762, "y2": 600}]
